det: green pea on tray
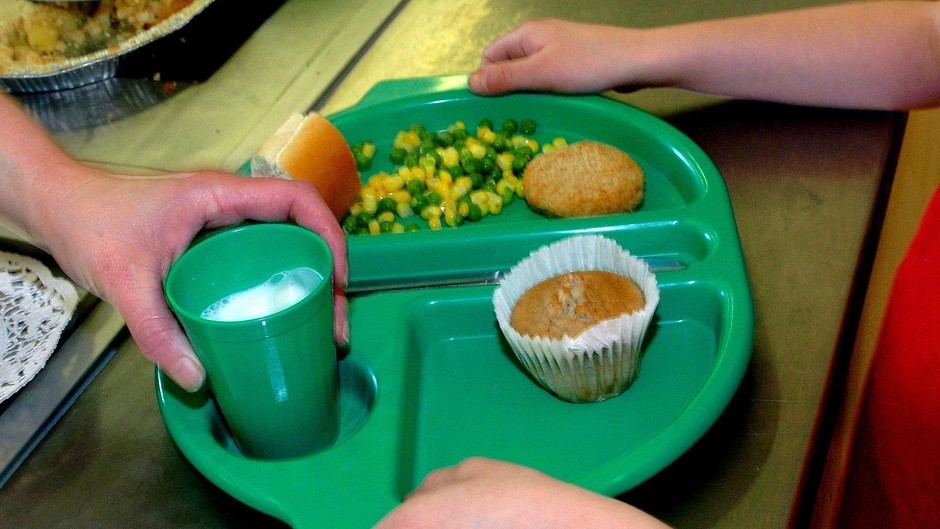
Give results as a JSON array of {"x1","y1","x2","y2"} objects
[{"x1": 342, "y1": 119, "x2": 568, "y2": 235}]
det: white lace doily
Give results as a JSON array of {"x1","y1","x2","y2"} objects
[{"x1": 1, "y1": 251, "x2": 79, "y2": 403}]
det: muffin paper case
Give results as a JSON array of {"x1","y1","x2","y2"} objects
[{"x1": 493, "y1": 235, "x2": 660, "y2": 402}]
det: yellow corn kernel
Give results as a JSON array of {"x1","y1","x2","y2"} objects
[
  {"x1": 458, "y1": 201, "x2": 470, "y2": 217},
  {"x1": 455, "y1": 176, "x2": 473, "y2": 189},
  {"x1": 441, "y1": 199, "x2": 458, "y2": 215},
  {"x1": 396, "y1": 202, "x2": 414, "y2": 219},
  {"x1": 542, "y1": 143, "x2": 556, "y2": 154},
  {"x1": 497, "y1": 152, "x2": 514, "y2": 172},
  {"x1": 391, "y1": 223, "x2": 405, "y2": 234},
  {"x1": 439, "y1": 171, "x2": 453, "y2": 187},
  {"x1": 526, "y1": 138, "x2": 539, "y2": 152},
  {"x1": 443, "y1": 208, "x2": 460, "y2": 227},
  {"x1": 467, "y1": 141, "x2": 486, "y2": 160},
  {"x1": 441, "y1": 146, "x2": 460, "y2": 168},
  {"x1": 495, "y1": 179, "x2": 512, "y2": 196},
  {"x1": 410, "y1": 167, "x2": 427, "y2": 181},
  {"x1": 469, "y1": 191, "x2": 490, "y2": 216},
  {"x1": 515, "y1": 181, "x2": 525, "y2": 198},
  {"x1": 451, "y1": 183, "x2": 469, "y2": 200},
  {"x1": 552, "y1": 137, "x2": 569, "y2": 148},
  {"x1": 420, "y1": 205, "x2": 442, "y2": 220},
  {"x1": 487, "y1": 193, "x2": 503, "y2": 215},
  {"x1": 349, "y1": 203, "x2": 363, "y2": 216},
  {"x1": 366, "y1": 173, "x2": 384, "y2": 191},
  {"x1": 390, "y1": 190, "x2": 411, "y2": 204},
  {"x1": 361, "y1": 195, "x2": 378, "y2": 215},
  {"x1": 367, "y1": 219, "x2": 381, "y2": 235},
  {"x1": 426, "y1": 177, "x2": 444, "y2": 194},
  {"x1": 428, "y1": 217, "x2": 443, "y2": 231},
  {"x1": 383, "y1": 174, "x2": 405, "y2": 192},
  {"x1": 361, "y1": 142, "x2": 377, "y2": 158},
  {"x1": 377, "y1": 211, "x2": 396, "y2": 224},
  {"x1": 448, "y1": 121, "x2": 466, "y2": 133},
  {"x1": 510, "y1": 135, "x2": 528, "y2": 149},
  {"x1": 398, "y1": 166, "x2": 414, "y2": 180},
  {"x1": 362, "y1": 184, "x2": 379, "y2": 200},
  {"x1": 394, "y1": 130, "x2": 421, "y2": 151},
  {"x1": 476, "y1": 126, "x2": 496, "y2": 144}
]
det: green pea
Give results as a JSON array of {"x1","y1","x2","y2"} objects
[
  {"x1": 418, "y1": 141, "x2": 438, "y2": 157},
  {"x1": 435, "y1": 130, "x2": 455, "y2": 146},
  {"x1": 354, "y1": 152, "x2": 372, "y2": 171},
  {"x1": 356, "y1": 212, "x2": 372, "y2": 227},
  {"x1": 410, "y1": 193, "x2": 428, "y2": 211},
  {"x1": 410, "y1": 123, "x2": 426, "y2": 136},
  {"x1": 405, "y1": 223, "x2": 421, "y2": 232},
  {"x1": 406, "y1": 179, "x2": 426, "y2": 196},
  {"x1": 480, "y1": 156, "x2": 495, "y2": 175},
  {"x1": 377, "y1": 197, "x2": 396, "y2": 213},
  {"x1": 390, "y1": 147, "x2": 408, "y2": 165},
  {"x1": 500, "y1": 188, "x2": 515, "y2": 206},
  {"x1": 481, "y1": 181, "x2": 497, "y2": 194},
  {"x1": 341, "y1": 215, "x2": 358, "y2": 233},
  {"x1": 452, "y1": 214, "x2": 465, "y2": 227},
  {"x1": 379, "y1": 221, "x2": 394, "y2": 233},
  {"x1": 461, "y1": 154, "x2": 483, "y2": 173},
  {"x1": 478, "y1": 118, "x2": 494, "y2": 131},
  {"x1": 467, "y1": 204, "x2": 483, "y2": 222},
  {"x1": 425, "y1": 191, "x2": 442, "y2": 205},
  {"x1": 492, "y1": 132, "x2": 508, "y2": 151},
  {"x1": 520, "y1": 118, "x2": 536, "y2": 135},
  {"x1": 452, "y1": 128, "x2": 469, "y2": 141},
  {"x1": 501, "y1": 119, "x2": 518, "y2": 134},
  {"x1": 404, "y1": 151, "x2": 420, "y2": 167},
  {"x1": 448, "y1": 163, "x2": 465, "y2": 177},
  {"x1": 468, "y1": 172, "x2": 484, "y2": 189}
]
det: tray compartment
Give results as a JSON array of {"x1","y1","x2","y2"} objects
[{"x1": 374, "y1": 283, "x2": 724, "y2": 494}]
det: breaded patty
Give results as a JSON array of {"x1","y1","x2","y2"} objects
[{"x1": 523, "y1": 140, "x2": 644, "y2": 218}]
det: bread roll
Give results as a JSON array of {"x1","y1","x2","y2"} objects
[{"x1": 251, "y1": 112, "x2": 361, "y2": 221}]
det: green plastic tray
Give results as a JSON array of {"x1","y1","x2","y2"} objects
[{"x1": 157, "y1": 75, "x2": 754, "y2": 529}]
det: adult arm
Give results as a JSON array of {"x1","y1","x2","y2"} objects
[{"x1": 0, "y1": 94, "x2": 349, "y2": 391}]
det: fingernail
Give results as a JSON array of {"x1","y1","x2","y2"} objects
[
  {"x1": 173, "y1": 356, "x2": 205, "y2": 393},
  {"x1": 340, "y1": 319, "x2": 350, "y2": 347}
]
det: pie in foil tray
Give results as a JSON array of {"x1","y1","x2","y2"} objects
[{"x1": 0, "y1": 0, "x2": 215, "y2": 93}]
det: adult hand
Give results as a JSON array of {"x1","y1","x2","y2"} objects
[
  {"x1": 37, "y1": 164, "x2": 348, "y2": 392},
  {"x1": 469, "y1": 19, "x2": 652, "y2": 96},
  {"x1": 375, "y1": 458, "x2": 671, "y2": 529}
]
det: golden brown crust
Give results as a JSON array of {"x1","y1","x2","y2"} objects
[
  {"x1": 510, "y1": 270, "x2": 645, "y2": 339},
  {"x1": 523, "y1": 140, "x2": 644, "y2": 218},
  {"x1": 252, "y1": 113, "x2": 361, "y2": 221}
]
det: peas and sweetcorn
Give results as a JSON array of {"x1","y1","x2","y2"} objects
[{"x1": 342, "y1": 118, "x2": 570, "y2": 235}]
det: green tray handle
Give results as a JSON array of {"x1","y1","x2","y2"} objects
[{"x1": 355, "y1": 74, "x2": 470, "y2": 107}]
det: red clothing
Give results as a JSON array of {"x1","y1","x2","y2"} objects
[{"x1": 837, "y1": 185, "x2": 940, "y2": 528}]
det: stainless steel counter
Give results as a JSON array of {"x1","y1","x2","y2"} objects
[{"x1": 0, "y1": 1, "x2": 900, "y2": 528}]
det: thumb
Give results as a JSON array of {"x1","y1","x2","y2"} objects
[{"x1": 121, "y1": 284, "x2": 206, "y2": 392}]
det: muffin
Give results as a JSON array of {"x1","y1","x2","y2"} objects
[
  {"x1": 523, "y1": 140, "x2": 644, "y2": 218},
  {"x1": 493, "y1": 235, "x2": 659, "y2": 402}
]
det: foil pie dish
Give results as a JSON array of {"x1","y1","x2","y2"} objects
[{"x1": 0, "y1": 0, "x2": 215, "y2": 93}]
